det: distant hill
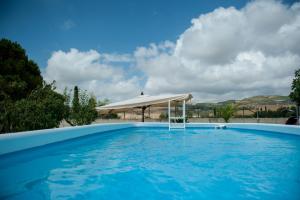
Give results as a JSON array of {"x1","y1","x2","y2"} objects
[
  {"x1": 217, "y1": 99, "x2": 236, "y2": 105},
  {"x1": 236, "y1": 95, "x2": 292, "y2": 106},
  {"x1": 193, "y1": 95, "x2": 293, "y2": 108}
]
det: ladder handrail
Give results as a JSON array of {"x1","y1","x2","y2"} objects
[{"x1": 169, "y1": 99, "x2": 186, "y2": 130}]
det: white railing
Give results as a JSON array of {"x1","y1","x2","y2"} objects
[{"x1": 168, "y1": 99, "x2": 186, "y2": 130}]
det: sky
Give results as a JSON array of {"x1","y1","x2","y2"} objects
[{"x1": 1, "y1": 0, "x2": 300, "y2": 102}]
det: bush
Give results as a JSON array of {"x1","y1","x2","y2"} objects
[
  {"x1": 255, "y1": 106, "x2": 296, "y2": 118},
  {"x1": 218, "y1": 104, "x2": 236, "y2": 123},
  {"x1": 100, "y1": 113, "x2": 120, "y2": 119},
  {"x1": 64, "y1": 86, "x2": 98, "y2": 126},
  {"x1": 159, "y1": 113, "x2": 168, "y2": 121},
  {"x1": 2, "y1": 83, "x2": 66, "y2": 132}
]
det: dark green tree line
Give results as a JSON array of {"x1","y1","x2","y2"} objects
[
  {"x1": 0, "y1": 39, "x2": 67, "y2": 133},
  {"x1": 0, "y1": 39, "x2": 98, "y2": 133}
]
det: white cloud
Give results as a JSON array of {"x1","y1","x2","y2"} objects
[
  {"x1": 44, "y1": 49, "x2": 141, "y2": 101},
  {"x1": 135, "y1": 0, "x2": 300, "y2": 102},
  {"x1": 46, "y1": 0, "x2": 300, "y2": 102},
  {"x1": 100, "y1": 53, "x2": 133, "y2": 63}
]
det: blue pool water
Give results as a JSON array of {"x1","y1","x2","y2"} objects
[{"x1": 0, "y1": 127, "x2": 300, "y2": 200}]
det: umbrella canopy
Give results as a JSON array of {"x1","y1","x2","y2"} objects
[{"x1": 96, "y1": 93, "x2": 193, "y2": 114}]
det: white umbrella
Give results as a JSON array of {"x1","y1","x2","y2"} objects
[{"x1": 96, "y1": 93, "x2": 193, "y2": 122}]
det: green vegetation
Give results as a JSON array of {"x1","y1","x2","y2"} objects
[
  {"x1": 0, "y1": 39, "x2": 98, "y2": 133},
  {"x1": 0, "y1": 39, "x2": 66, "y2": 133},
  {"x1": 290, "y1": 69, "x2": 300, "y2": 105},
  {"x1": 254, "y1": 107, "x2": 296, "y2": 118},
  {"x1": 289, "y1": 69, "x2": 300, "y2": 121},
  {"x1": 8, "y1": 83, "x2": 67, "y2": 132},
  {"x1": 97, "y1": 98, "x2": 110, "y2": 106},
  {"x1": 159, "y1": 113, "x2": 168, "y2": 121},
  {"x1": 99, "y1": 113, "x2": 120, "y2": 119},
  {"x1": 0, "y1": 39, "x2": 43, "y2": 101},
  {"x1": 97, "y1": 98, "x2": 121, "y2": 119},
  {"x1": 218, "y1": 104, "x2": 236, "y2": 123},
  {"x1": 64, "y1": 86, "x2": 98, "y2": 126}
]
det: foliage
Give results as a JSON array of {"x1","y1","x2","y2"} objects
[
  {"x1": 159, "y1": 113, "x2": 168, "y2": 121},
  {"x1": 0, "y1": 39, "x2": 66, "y2": 133},
  {"x1": 187, "y1": 110, "x2": 193, "y2": 118},
  {"x1": 72, "y1": 86, "x2": 80, "y2": 114},
  {"x1": 218, "y1": 104, "x2": 236, "y2": 123},
  {"x1": 290, "y1": 69, "x2": 300, "y2": 106},
  {"x1": 99, "y1": 113, "x2": 120, "y2": 119},
  {"x1": 172, "y1": 117, "x2": 188, "y2": 123},
  {"x1": 254, "y1": 107, "x2": 296, "y2": 118},
  {"x1": 97, "y1": 98, "x2": 110, "y2": 106},
  {"x1": 97, "y1": 98, "x2": 113, "y2": 119},
  {"x1": 1, "y1": 83, "x2": 66, "y2": 132},
  {"x1": 0, "y1": 38, "x2": 43, "y2": 101},
  {"x1": 65, "y1": 86, "x2": 98, "y2": 126}
]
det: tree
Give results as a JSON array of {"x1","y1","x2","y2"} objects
[
  {"x1": 97, "y1": 98, "x2": 110, "y2": 106},
  {"x1": 218, "y1": 104, "x2": 236, "y2": 123},
  {"x1": 0, "y1": 38, "x2": 43, "y2": 101},
  {"x1": 65, "y1": 86, "x2": 97, "y2": 126},
  {"x1": 9, "y1": 83, "x2": 67, "y2": 132},
  {"x1": 72, "y1": 86, "x2": 80, "y2": 114},
  {"x1": 0, "y1": 39, "x2": 69, "y2": 133},
  {"x1": 290, "y1": 69, "x2": 300, "y2": 123}
]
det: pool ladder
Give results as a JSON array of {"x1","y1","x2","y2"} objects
[{"x1": 169, "y1": 117, "x2": 186, "y2": 130}]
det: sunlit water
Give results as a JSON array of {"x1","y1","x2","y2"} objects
[{"x1": 1, "y1": 127, "x2": 300, "y2": 200}]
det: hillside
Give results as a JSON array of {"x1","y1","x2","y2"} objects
[
  {"x1": 193, "y1": 95, "x2": 293, "y2": 108},
  {"x1": 236, "y1": 95, "x2": 292, "y2": 106}
]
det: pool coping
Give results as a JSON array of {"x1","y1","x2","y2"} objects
[{"x1": 0, "y1": 122, "x2": 299, "y2": 156}]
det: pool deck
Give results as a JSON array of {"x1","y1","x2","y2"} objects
[{"x1": 0, "y1": 123, "x2": 299, "y2": 156}]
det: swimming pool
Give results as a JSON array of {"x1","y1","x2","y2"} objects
[{"x1": 0, "y1": 124, "x2": 300, "y2": 199}]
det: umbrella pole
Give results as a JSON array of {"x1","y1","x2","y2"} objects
[{"x1": 142, "y1": 106, "x2": 146, "y2": 122}]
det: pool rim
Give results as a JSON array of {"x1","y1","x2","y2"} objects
[{"x1": 0, "y1": 122, "x2": 299, "y2": 156}]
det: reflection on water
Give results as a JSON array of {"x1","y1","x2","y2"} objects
[{"x1": 0, "y1": 127, "x2": 300, "y2": 200}]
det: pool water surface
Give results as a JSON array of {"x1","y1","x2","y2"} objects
[{"x1": 0, "y1": 127, "x2": 300, "y2": 199}]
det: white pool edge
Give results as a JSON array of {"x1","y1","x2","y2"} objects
[{"x1": 0, "y1": 122, "x2": 299, "y2": 156}]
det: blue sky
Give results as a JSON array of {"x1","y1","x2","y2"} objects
[
  {"x1": 1, "y1": 0, "x2": 252, "y2": 68},
  {"x1": 1, "y1": 0, "x2": 300, "y2": 101}
]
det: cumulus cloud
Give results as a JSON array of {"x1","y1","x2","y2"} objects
[
  {"x1": 135, "y1": 0, "x2": 300, "y2": 101},
  {"x1": 44, "y1": 49, "x2": 141, "y2": 101},
  {"x1": 100, "y1": 53, "x2": 133, "y2": 63},
  {"x1": 45, "y1": 0, "x2": 300, "y2": 102}
]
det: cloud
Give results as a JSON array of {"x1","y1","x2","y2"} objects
[
  {"x1": 44, "y1": 49, "x2": 141, "y2": 101},
  {"x1": 46, "y1": 0, "x2": 300, "y2": 102},
  {"x1": 100, "y1": 53, "x2": 133, "y2": 63},
  {"x1": 61, "y1": 19, "x2": 76, "y2": 30},
  {"x1": 134, "y1": 0, "x2": 300, "y2": 102}
]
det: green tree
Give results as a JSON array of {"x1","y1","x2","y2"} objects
[
  {"x1": 0, "y1": 39, "x2": 64, "y2": 133},
  {"x1": 0, "y1": 38, "x2": 43, "y2": 101},
  {"x1": 218, "y1": 104, "x2": 236, "y2": 123},
  {"x1": 72, "y1": 86, "x2": 80, "y2": 113},
  {"x1": 290, "y1": 69, "x2": 300, "y2": 122},
  {"x1": 97, "y1": 98, "x2": 110, "y2": 106},
  {"x1": 65, "y1": 86, "x2": 97, "y2": 126},
  {"x1": 9, "y1": 83, "x2": 66, "y2": 132}
]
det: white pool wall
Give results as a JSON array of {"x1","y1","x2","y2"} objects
[
  {"x1": 137, "y1": 122, "x2": 300, "y2": 135},
  {"x1": 0, "y1": 123, "x2": 134, "y2": 155},
  {"x1": 0, "y1": 122, "x2": 299, "y2": 156}
]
